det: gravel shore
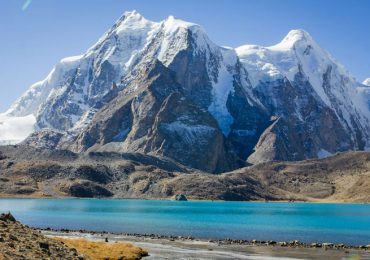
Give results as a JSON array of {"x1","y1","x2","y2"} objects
[{"x1": 41, "y1": 229, "x2": 370, "y2": 260}]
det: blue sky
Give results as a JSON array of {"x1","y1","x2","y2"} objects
[{"x1": 0, "y1": 0, "x2": 369, "y2": 112}]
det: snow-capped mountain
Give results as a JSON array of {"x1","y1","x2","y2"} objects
[
  {"x1": 236, "y1": 29, "x2": 370, "y2": 162},
  {"x1": 2, "y1": 11, "x2": 370, "y2": 172}
]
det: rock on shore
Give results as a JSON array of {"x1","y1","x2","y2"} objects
[{"x1": 174, "y1": 194, "x2": 188, "y2": 201}]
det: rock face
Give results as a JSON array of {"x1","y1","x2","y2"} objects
[
  {"x1": 61, "y1": 181, "x2": 114, "y2": 198},
  {"x1": 1, "y1": 12, "x2": 370, "y2": 172},
  {"x1": 22, "y1": 129, "x2": 64, "y2": 149},
  {"x1": 64, "y1": 60, "x2": 241, "y2": 173}
]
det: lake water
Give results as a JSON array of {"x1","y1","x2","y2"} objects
[{"x1": 0, "y1": 199, "x2": 369, "y2": 245}]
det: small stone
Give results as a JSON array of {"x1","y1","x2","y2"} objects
[
  {"x1": 39, "y1": 242, "x2": 50, "y2": 251},
  {"x1": 69, "y1": 248, "x2": 78, "y2": 256},
  {"x1": 279, "y1": 242, "x2": 287, "y2": 247},
  {"x1": 9, "y1": 234, "x2": 18, "y2": 241},
  {"x1": 322, "y1": 243, "x2": 334, "y2": 248}
]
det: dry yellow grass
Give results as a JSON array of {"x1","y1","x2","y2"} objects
[{"x1": 53, "y1": 237, "x2": 148, "y2": 260}]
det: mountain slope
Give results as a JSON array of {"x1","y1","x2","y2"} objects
[
  {"x1": 0, "y1": 145, "x2": 369, "y2": 203},
  {"x1": 1, "y1": 12, "x2": 370, "y2": 172}
]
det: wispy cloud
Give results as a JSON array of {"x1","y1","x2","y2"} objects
[{"x1": 22, "y1": 0, "x2": 32, "y2": 11}]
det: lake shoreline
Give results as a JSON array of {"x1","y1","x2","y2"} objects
[
  {"x1": 38, "y1": 227, "x2": 370, "y2": 250},
  {"x1": 1, "y1": 195, "x2": 368, "y2": 205},
  {"x1": 2, "y1": 199, "x2": 369, "y2": 249},
  {"x1": 41, "y1": 229, "x2": 370, "y2": 259}
]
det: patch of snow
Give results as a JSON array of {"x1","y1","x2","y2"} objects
[
  {"x1": 232, "y1": 129, "x2": 256, "y2": 136},
  {"x1": 0, "y1": 114, "x2": 36, "y2": 144},
  {"x1": 162, "y1": 121, "x2": 215, "y2": 144},
  {"x1": 70, "y1": 109, "x2": 97, "y2": 132},
  {"x1": 60, "y1": 55, "x2": 83, "y2": 64},
  {"x1": 208, "y1": 54, "x2": 235, "y2": 136},
  {"x1": 317, "y1": 149, "x2": 332, "y2": 159},
  {"x1": 113, "y1": 128, "x2": 130, "y2": 141}
]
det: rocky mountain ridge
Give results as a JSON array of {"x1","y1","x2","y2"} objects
[
  {"x1": 0, "y1": 145, "x2": 369, "y2": 203},
  {"x1": 1, "y1": 11, "x2": 369, "y2": 173}
]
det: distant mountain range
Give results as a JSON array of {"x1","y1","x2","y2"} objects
[{"x1": 1, "y1": 11, "x2": 369, "y2": 173}]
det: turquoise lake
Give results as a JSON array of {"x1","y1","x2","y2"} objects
[{"x1": 0, "y1": 199, "x2": 369, "y2": 245}]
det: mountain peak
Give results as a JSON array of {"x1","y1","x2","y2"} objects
[
  {"x1": 163, "y1": 14, "x2": 201, "y2": 31},
  {"x1": 121, "y1": 10, "x2": 144, "y2": 21},
  {"x1": 363, "y1": 78, "x2": 370, "y2": 86},
  {"x1": 284, "y1": 29, "x2": 313, "y2": 42},
  {"x1": 160, "y1": 15, "x2": 210, "y2": 51},
  {"x1": 113, "y1": 10, "x2": 153, "y2": 32},
  {"x1": 271, "y1": 29, "x2": 315, "y2": 50}
]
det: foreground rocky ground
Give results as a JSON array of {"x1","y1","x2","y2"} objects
[
  {"x1": 0, "y1": 213, "x2": 147, "y2": 260},
  {"x1": 0, "y1": 145, "x2": 369, "y2": 203},
  {"x1": 0, "y1": 213, "x2": 86, "y2": 259}
]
